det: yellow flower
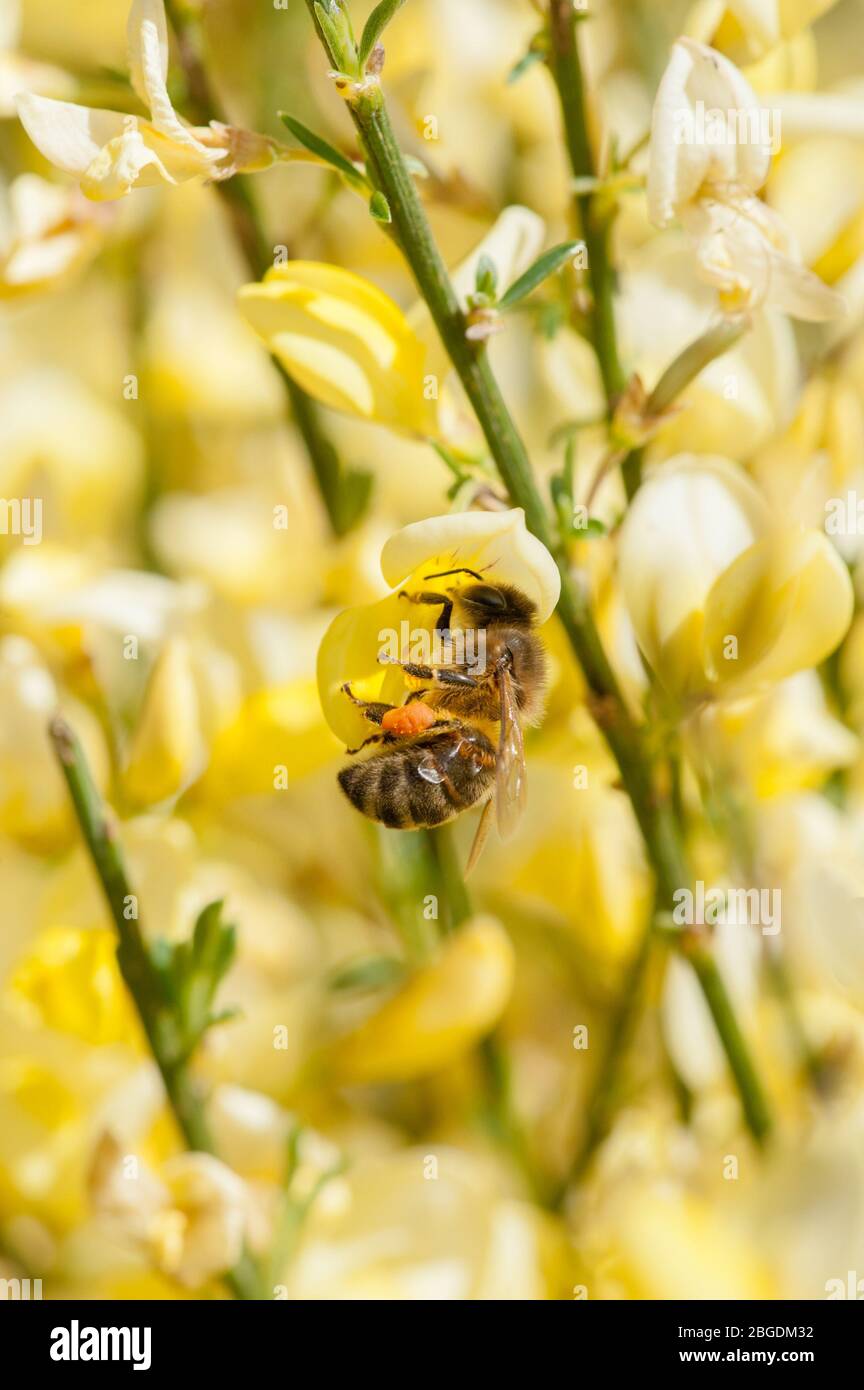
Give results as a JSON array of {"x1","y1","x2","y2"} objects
[
  {"x1": 197, "y1": 679, "x2": 340, "y2": 803},
  {"x1": 702, "y1": 671, "x2": 858, "y2": 798},
  {"x1": 238, "y1": 260, "x2": 438, "y2": 437},
  {"x1": 324, "y1": 917, "x2": 514, "y2": 1084},
  {"x1": 317, "y1": 507, "x2": 561, "y2": 748},
  {"x1": 285, "y1": 1147, "x2": 556, "y2": 1300},
  {"x1": 695, "y1": 0, "x2": 839, "y2": 63},
  {"x1": 617, "y1": 455, "x2": 853, "y2": 702},
  {"x1": 767, "y1": 137, "x2": 864, "y2": 291},
  {"x1": 7, "y1": 926, "x2": 135, "y2": 1046},
  {"x1": 237, "y1": 208, "x2": 546, "y2": 443},
  {"x1": 15, "y1": 0, "x2": 229, "y2": 201},
  {"x1": 123, "y1": 637, "x2": 204, "y2": 807}
]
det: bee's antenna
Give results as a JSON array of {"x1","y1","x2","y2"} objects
[{"x1": 423, "y1": 567, "x2": 485, "y2": 581}]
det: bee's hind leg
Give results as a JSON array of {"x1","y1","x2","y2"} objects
[
  {"x1": 345, "y1": 731, "x2": 396, "y2": 755},
  {"x1": 341, "y1": 682, "x2": 395, "y2": 726}
]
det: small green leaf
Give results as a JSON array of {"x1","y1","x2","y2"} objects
[
  {"x1": 328, "y1": 955, "x2": 405, "y2": 993},
  {"x1": 369, "y1": 189, "x2": 392, "y2": 223},
  {"x1": 574, "y1": 516, "x2": 607, "y2": 539},
  {"x1": 507, "y1": 46, "x2": 546, "y2": 84},
  {"x1": 279, "y1": 113, "x2": 367, "y2": 188},
  {"x1": 358, "y1": 0, "x2": 407, "y2": 70},
  {"x1": 403, "y1": 153, "x2": 430, "y2": 179},
  {"x1": 315, "y1": 2, "x2": 359, "y2": 72},
  {"x1": 314, "y1": 2, "x2": 344, "y2": 62},
  {"x1": 474, "y1": 254, "x2": 498, "y2": 300},
  {"x1": 335, "y1": 467, "x2": 374, "y2": 535},
  {"x1": 498, "y1": 240, "x2": 586, "y2": 311}
]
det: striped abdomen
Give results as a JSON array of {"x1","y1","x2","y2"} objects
[{"x1": 338, "y1": 724, "x2": 495, "y2": 829}]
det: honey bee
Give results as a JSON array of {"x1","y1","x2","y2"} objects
[{"x1": 337, "y1": 570, "x2": 548, "y2": 869}]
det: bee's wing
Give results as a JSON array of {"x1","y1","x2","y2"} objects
[
  {"x1": 465, "y1": 796, "x2": 494, "y2": 877},
  {"x1": 495, "y1": 665, "x2": 527, "y2": 839}
]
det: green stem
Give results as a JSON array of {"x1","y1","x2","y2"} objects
[
  {"x1": 49, "y1": 717, "x2": 260, "y2": 1300},
  {"x1": 304, "y1": 1, "x2": 771, "y2": 1153},
  {"x1": 684, "y1": 938, "x2": 772, "y2": 1144},
  {"x1": 164, "y1": 0, "x2": 365, "y2": 537},
  {"x1": 618, "y1": 316, "x2": 749, "y2": 495},
  {"x1": 428, "y1": 824, "x2": 471, "y2": 933},
  {"x1": 547, "y1": 0, "x2": 626, "y2": 410}
]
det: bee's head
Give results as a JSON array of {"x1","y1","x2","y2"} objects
[{"x1": 421, "y1": 568, "x2": 538, "y2": 626}]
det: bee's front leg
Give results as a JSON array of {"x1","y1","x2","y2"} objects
[
  {"x1": 378, "y1": 657, "x2": 479, "y2": 689},
  {"x1": 397, "y1": 588, "x2": 454, "y2": 634}
]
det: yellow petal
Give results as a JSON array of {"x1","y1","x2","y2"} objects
[
  {"x1": 237, "y1": 262, "x2": 438, "y2": 436},
  {"x1": 7, "y1": 926, "x2": 135, "y2": 1046},
  {"x1": 199, "y1": 678, "x2": 341, "y2": 800},
  {"x1": 326, "y1": 917, "x2": 514, "y2": 1084},
  {"x1": 381, "y1": 507, "x2": 561, "y2": 622},
  {"x1": 317, "y1": 591, "x2": 420, "y2": 748},
  {"x1": 123, "y1": 636, "x2": 203, "y2": 806},
  {"x1": 704, "y1": 527, "x2": 854, "y2": 693}
]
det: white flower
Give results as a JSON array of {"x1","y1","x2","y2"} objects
[
  {"x1": 648, "y1": 37, "x2": 844, "y2": 319},
  {"x1": 0, "y1": 174, "x2": 108, "y2": 296},
  {"x1": 15, "y1": 0, "x2": 228, "y2": 201},
  {"x1": 90, "y1": 1134, "x2": 251, "y2": 1289}
]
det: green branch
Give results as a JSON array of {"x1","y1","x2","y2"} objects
[
  {"x1": 49, "y1": 717, "x2": 261, "y2": 1300},
  {"x1": 547, "y1": 0, "x2": 626, "y2": 411}
]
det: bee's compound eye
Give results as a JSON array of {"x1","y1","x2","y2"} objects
[{"x1": 463, "y1": 584, "x2": 507, "y2": 612}]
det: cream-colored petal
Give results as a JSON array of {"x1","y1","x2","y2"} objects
[
  {"x1": 128, "y1": 0, "x2": 219, "y2": 164},
  {"x1": 80, "y1": 127, "x2": 174, "y2": 200},
  {"x1": 727, "y1": 0, "x2": 781, "y2": 50},
  {"x1": 764, "y1": 248, "x2": 846, "y2": 321},
  {"x1": 127, "y1": 0, "x2": 169, "y2": 109},
  {"x1": 773, "y1": 92, "x2": 864, "y2": 141},
  {"x1": 617, "y1": 455, "x2": 769, "y2": 693},
  {"x1": 380, "y1": 507, "x2": 561, "y2": 622},
  {"x1": 15, "y1": 93, "x2": 132, "y2": 177},
  {"x1": 704, "y1": 527, "x2": 854, "y2": 692},
  {"x1": 649, "y1": 39, "x2": 711, "y2": 226},
  {"x1": 648, "y1": 38, "x2": 771, "y2": 227}
]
